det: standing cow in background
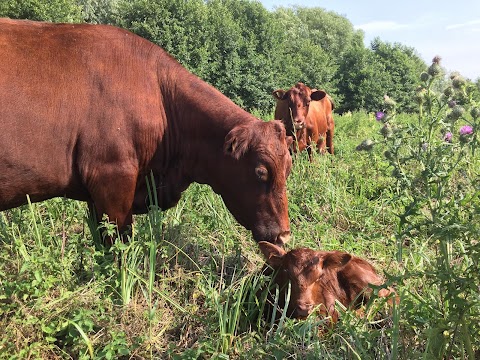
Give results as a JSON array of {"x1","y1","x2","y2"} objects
[
  {"x1": 273, "y1": 82, "x2": 335, "y2": 159},
  {"x1": 0, "y1": 19, "x2": 292, "y2": 246}
]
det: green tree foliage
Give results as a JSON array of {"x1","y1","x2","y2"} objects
[
  {"x1": 0, "y1": 0, "x2": 434, "y2": 114},
  {"x1": 336, "y1": 38, "x2": 427, "y2": 113},
  {"x1": 0, "y1": 0, "x2": 83, "y2": 22}
]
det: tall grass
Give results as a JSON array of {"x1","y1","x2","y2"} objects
[{"x1": 0, "y1": 86, "x2": 478, "y2": 358}]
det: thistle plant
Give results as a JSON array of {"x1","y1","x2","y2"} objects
[{"x1": 359, "y1": 56, "x2": 479, "y2": 358}]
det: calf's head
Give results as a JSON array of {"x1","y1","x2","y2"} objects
[{"x1": 258, "y1": 242, "x2": 392, "y2": 322}]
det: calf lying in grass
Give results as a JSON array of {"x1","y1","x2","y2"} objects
[{"x1": 258, "y1": 242, "x2": 396, "y2": 324}]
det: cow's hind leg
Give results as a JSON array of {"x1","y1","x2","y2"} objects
[{"x1": 326, "y1": 116, "x2": 335, "y2": 155}]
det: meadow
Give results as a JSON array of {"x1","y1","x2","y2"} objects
[{"x1": 0, "y1": 76, "x2": 479, "y2": 359}]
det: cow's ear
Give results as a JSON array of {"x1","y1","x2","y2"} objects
[
  {"x1": 224, "y1": 125, "x2": 251, "y2": 160},
  {"x1": 321, "y1": 251, "x2": 351, "y2": 270},
  {"x1": 258, "y1": 241, "x2": 286, "y2": 268},
  {"x1": 311, "y1": 90, "x2": 327, "y2": 101},
  {"x1": 272, "y1": 89, "x2": 286, "y2": 100}
]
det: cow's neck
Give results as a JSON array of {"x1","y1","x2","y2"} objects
[{"x1": 154, "y1": 68, "x2": 255, "y2": 203}]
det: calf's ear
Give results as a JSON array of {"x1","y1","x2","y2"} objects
[
  {"x1": 322, "y1": 251, "x2": 351, "y2": 270},
  {"x1": 258, "y1": 241, "x2": 286, "y2": 268}
]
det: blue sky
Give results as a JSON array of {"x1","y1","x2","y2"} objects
[{"x1": 259, "y1": 0, "x2": 480, "y2": 80}]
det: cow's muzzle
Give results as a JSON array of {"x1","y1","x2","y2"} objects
[
  {"x1": 294, "y1": 121, "x2": 305, "y2": 130},
  {"x1": 275, "y1": 231, "x2": 291, "y2": 246}
]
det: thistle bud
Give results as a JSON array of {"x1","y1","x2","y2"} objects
[
  {"x1": 451, "y1": 75, "x2": 466, "y2": 89},
  {"x1": 356, "y1": 139, "x2": 374, "y2": 151},
  {"x1": 443, "y1": 86, "x2": 454, "y2": 97},
  {"x1": 448, "y1": 100, "x2": 457, "y2": 108},
  {"x1": 451, "y1": 105, "x2": 465, "y2": 119},
  {"x1": 428, "y1": 63, "x2": 442, "y2": 77},
  {"x1": 420, "y1": 72, "x2": 429, "y2": 82},
  {"x1": 470, "y1": 107, "x2": 480, "y2": 119},
  {"x1": 380, "y1": 123, "x2": 393, "y2": 138},
  {"x1": 383, "y1": 95, "x2": 396, "y2": 111},
  {"x1": 415, "y1": 87, "x2": 427, "y2": 104}
]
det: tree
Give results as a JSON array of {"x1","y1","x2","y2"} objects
[{"x1": 0, "y1": 0, "x2": 83, "y2": 22}]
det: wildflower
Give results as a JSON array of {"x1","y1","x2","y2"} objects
[
  {"x1": 443, "y1": 132, "x2": 452, "y2": 142},
  {"x1": 422, "y1": 142, "x2": 428, "y2": 151},
  {"x1": 459, "y1": 125, "x2": 473, "y2": 136},
  {"x1": 375, "y1": 111, "x2": 385, "y2": 121},
  {"x1": 448, "y1": 100, "x2": 456, "y2": 108},
  {"x1": 459, "y1": 125, "x2": 474, "y2": 143}
]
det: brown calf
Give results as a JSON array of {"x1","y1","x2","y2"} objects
[{"x1": 258, "y1": 242, "x2": 395, "y2": 324}]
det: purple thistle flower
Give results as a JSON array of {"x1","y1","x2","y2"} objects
[
  {"x1": 444, "y1": 132, "x2": 452, "y2": 142},
  {"x1": 375, "y1": 111, "x2": 385, "y2": 121},
  {"x1": 459, "y1": 125, "x2": 473, "y2": 136}
]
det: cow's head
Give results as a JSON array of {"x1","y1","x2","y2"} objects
[
  {"x1": 219, "y1": 120, "x2": 292, "y2": 246},
  {"x1": 259, "y1": 242, "x2": 353, "y2": 320},
  {"x1": 273, "y1": 83, "x2": 327, "y2": 136}
]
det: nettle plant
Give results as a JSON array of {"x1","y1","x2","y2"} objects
[{"x1": 359, "y1": 56, "x2": 479, "y2": 358}]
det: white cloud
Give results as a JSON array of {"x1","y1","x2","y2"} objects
[
  {"x1": 446, "y1": 19, "x2": 480, "y2": 30},
  {"x1": 355, "y1": 21, "x2": 411, "y2": 32}
]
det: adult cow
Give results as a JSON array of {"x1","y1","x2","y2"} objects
[
  {"x1": 273, "y1": 82, "x2": 334, "y2": 160},
  {"x1": 0, "y1": 19, "x2": 291, "y2": 246}
]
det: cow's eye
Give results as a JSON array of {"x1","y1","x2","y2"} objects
[{"x1": 255, "y1": 166, "x2": 269, "y2": 182}]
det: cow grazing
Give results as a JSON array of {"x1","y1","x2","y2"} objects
[
  {"x1": 258, "y1": 242, "x2": 395, "y2": 324},
  {"x1": 273, "y1": 82, "x2": 335, "y2": 159},
  {"x1": 0, "y1": 19, "x2": 292, "y2": 246}
]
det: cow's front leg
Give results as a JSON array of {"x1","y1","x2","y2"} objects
[{"x1": 88, "y1": 167, "x2": 137, "y2": 246}]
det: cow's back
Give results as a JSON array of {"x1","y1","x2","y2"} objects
[{"x1": 0, "y1": 19, "x2": 163, "y2": 208}]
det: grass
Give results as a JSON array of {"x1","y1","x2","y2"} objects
[{"x1": 0, "y1": 111, "x2": 478, "y2": 359}]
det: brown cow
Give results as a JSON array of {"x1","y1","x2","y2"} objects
[
  {"x1": 273, "y1": 82, "x2": 335, "y2": 159},
  {"x1": 258, "y1": 242, "x2": 395, "y2": 324},
  {"x1": 0, "y1": 19, "x2": 291, "y2": 246}
]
